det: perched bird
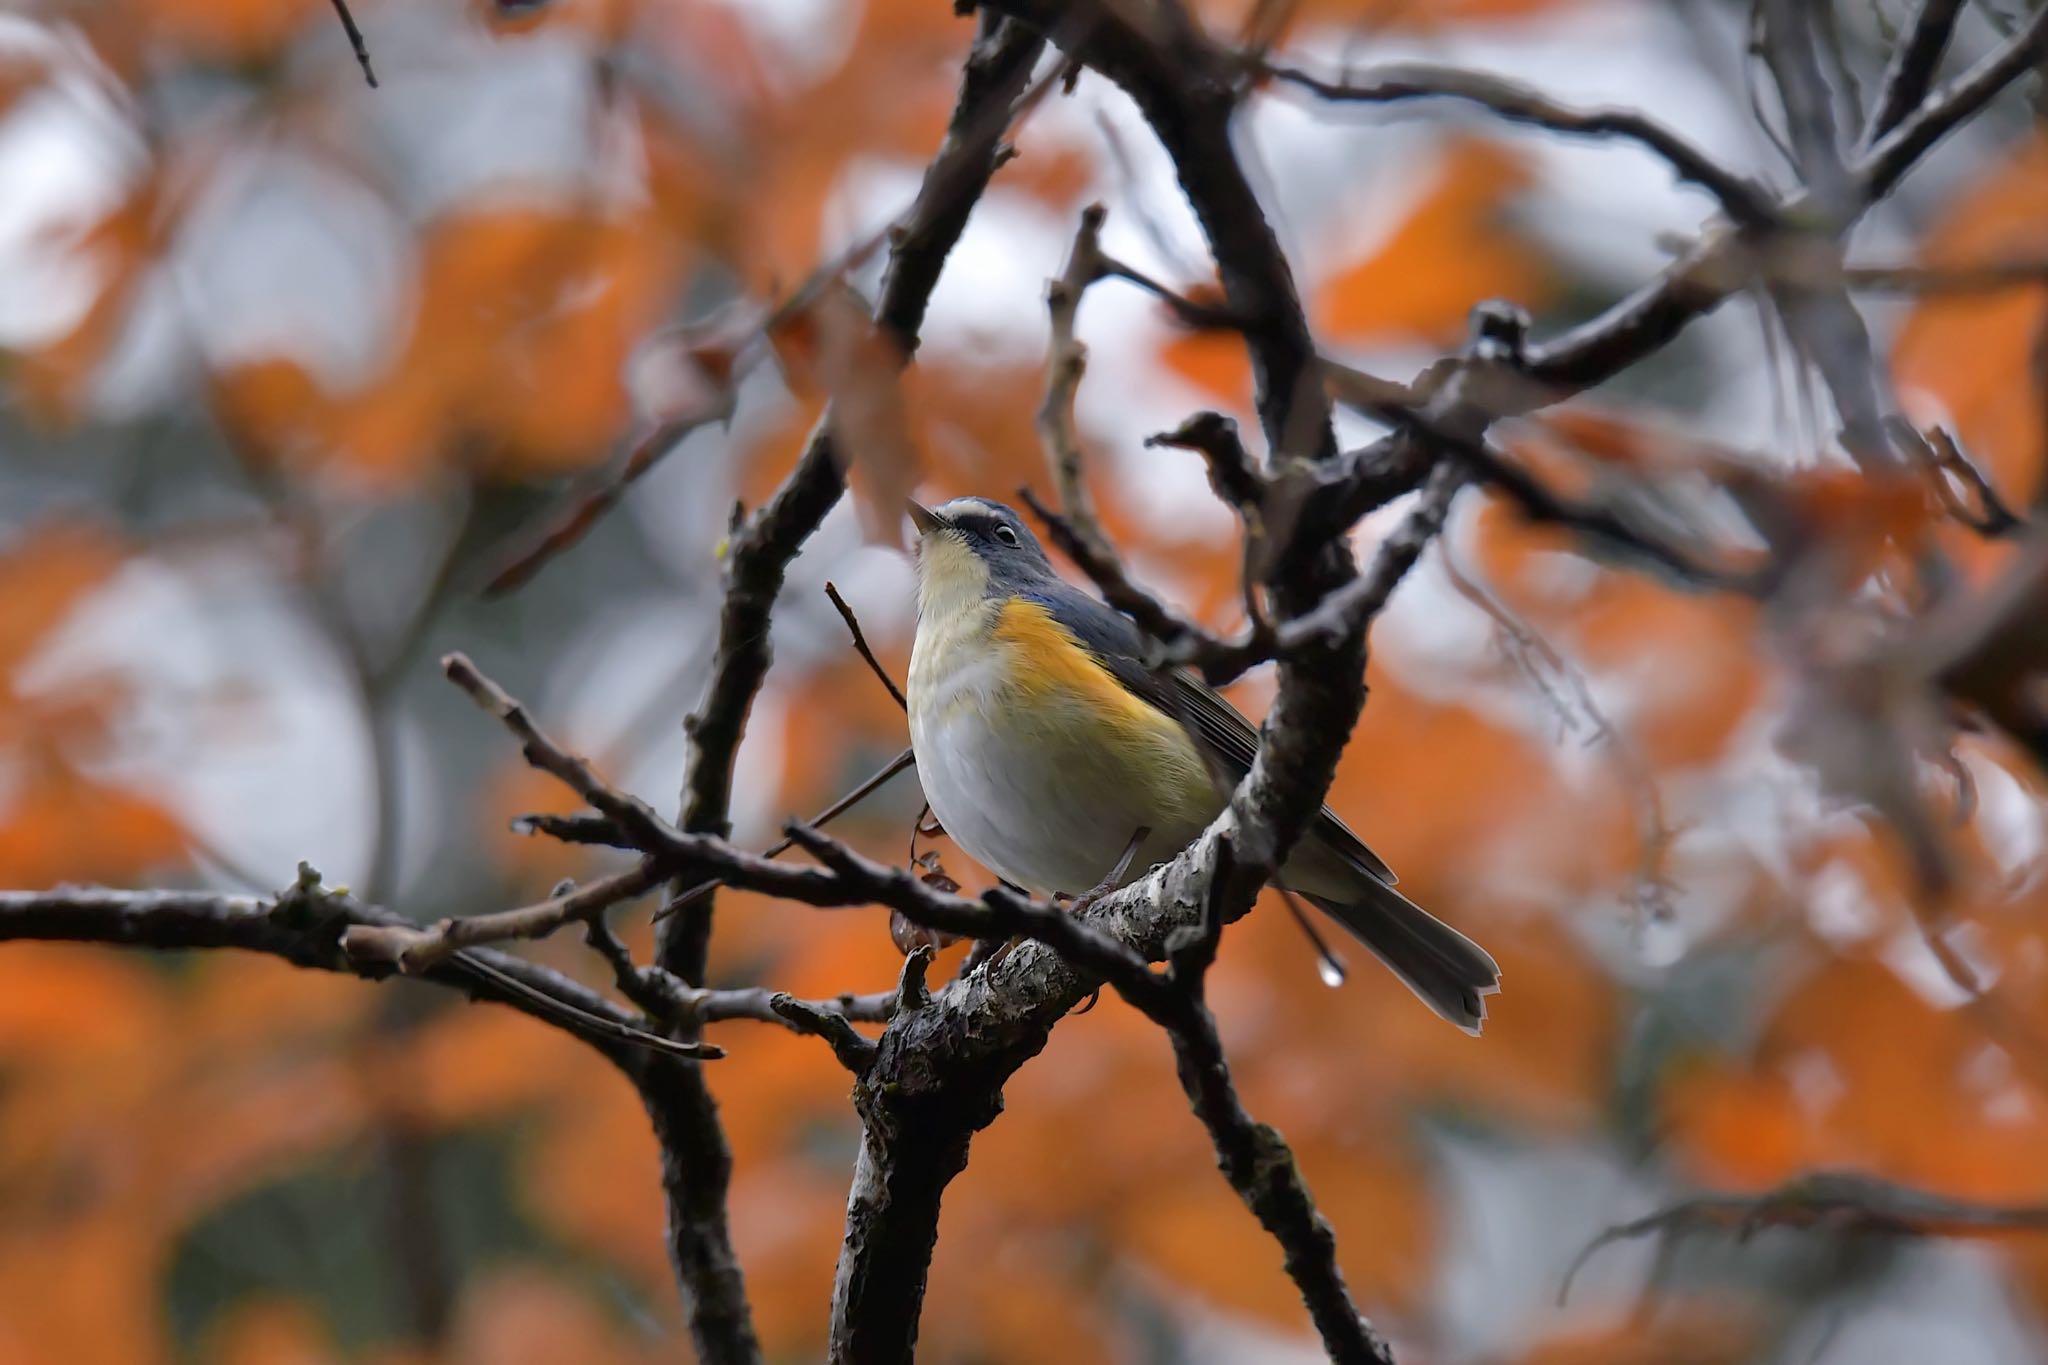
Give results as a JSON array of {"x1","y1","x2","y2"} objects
[{"x1": 905, "y1": 496, "x2": 1501, "y2": 1033}]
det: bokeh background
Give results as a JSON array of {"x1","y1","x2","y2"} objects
[{"x1": 4, "y1": 0, "x2": 2047, "y2": 1360}]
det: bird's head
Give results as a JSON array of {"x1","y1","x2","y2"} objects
[{"x1": 905, "y1": 497, "x2": 1053, "y2": 620}]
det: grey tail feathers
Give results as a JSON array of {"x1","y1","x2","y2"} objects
[{"x1": 1303, "y1": 881, "x2": 1501, "y2": 1034}]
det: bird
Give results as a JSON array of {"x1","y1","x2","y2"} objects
[{"x1": 904, "y1": 495, "x2": 1501, "y2": 1033}]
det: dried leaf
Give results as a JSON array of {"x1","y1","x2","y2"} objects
[{"x1": 891, "y1": 853, "x2": 962, "y2": 953}]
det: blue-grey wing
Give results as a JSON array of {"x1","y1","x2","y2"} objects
[{"x1": 1025, "y1": 583, "x2": 1397, "y2": 886}]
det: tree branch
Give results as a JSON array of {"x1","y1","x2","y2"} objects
[
  {"x1": 0, "y1": 869, "x2": 719, "y2": 1063},
  {"x1": 645, "y1": 16, "x2": 1048, "y2": 1361},
  {"x1": 1263, "y1": 58, "x2": 1773, "y2": 225},
  {"x1": 1856, "y1": 3, "x2": 2048, "y2": 203},
  {"x1": 770, "y1": 994, "x2": 881, "y2": 1074},
  {"x1": 823, "y1": 6, "x2": 1394, "y2": 1356},
  {"x1": 343, "y1": 861, "x2": 667, "y2": 974},
  {"x1": 1864, "y1": 0, "x2": 1967, "y2": 143},
  {"x1": 326, "y1": 0, "x2": 376, "y2": 88},
  {"x1": 1130, "y1": 838, "x2": 1390, "y2": 1363},
  {"x1": 1563, "y1": 1171, "x2": 2048, "y2": 1305}
]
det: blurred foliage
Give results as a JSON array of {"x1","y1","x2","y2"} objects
[{"x1": 2, "y1": 0, "x2": 2048, "y2": 1361}]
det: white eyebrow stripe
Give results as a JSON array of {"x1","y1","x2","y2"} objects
[{"x1": 938, "y1": 498, "x2": 999, "y2": 521}]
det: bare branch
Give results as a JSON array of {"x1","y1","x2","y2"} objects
[
  {"x1": 1564, "y1": 1171, "x2": 2048, "y2": 1305},
  {"x1": 1147, "y1": 411, "x2": 1264, "y2": 511},
  {"x1": 640, "y1": 16, "x2": 1050, "y2": 1360},
  {"x1": 1151, "y1": 839, "x2": 1390, "y2": 1364},
  {"x1": 585, "y1": 913, "x2": 897, "y2": 1037},
  {"x1": 483, "y1": 404, "x2": 735, "y2": 597},
  {"x1": 1892, "y1": 418, "x2": 2026, "y2": 536},
  {"x1": 1844, "y1": 255, "x2": 2048, "y2": 292},
  {"x1": 326, "y1": 0, "x2": 377, "y2": 88},
  {"x1": 1264, "y1": 58, "x2": 1773, "y2": 225},
  {"x1": 1018, "y1": 486, "x2": 1220, "y2": 654},
  {"x1": 343, "y1": 861, "x2": 666, "y2": 973},
  {"x1": 1759, "y1": 0, "x2": 1856, "y2": 218},
  {"x1": 1865, "y1": 0, "x2": 1967, "y2": 142},
  {"x1": 446, "y1": 652, "x2": 678, "y2": 853},
  {"x1": 655, "y1": 747, "x2": 918, "y2": 924},
  {"x1": 1754, "y1": 0, "x2": 1904, "y2": 469},
  {"x1": 824, "y1": 581, "x2": 908, "y2": 711},
  {"x1": 0, "y1": 869, "x2": 720, "y2": 1062},
  {"x1": 1267, "y1": 462, "x2": 1466, "y2": 658},
  {"x1": 1354, "y1": 402, "x2": 1759, "y2": 591},
  {"x1": 1041, "y1": 202, "x2": 1112, "y2": 540},
  {"x1": 512, "y1": 811, "x2": 634, "y2": 848},
  {"x1": 1857, "y1": 4, "x2": 2048, "y2": 203},
  {"x1": 770, "y1": 994, "x2": 881, "y2": 1074}
]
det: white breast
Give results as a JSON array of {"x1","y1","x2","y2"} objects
[{"x1": 907, "y1": 609, "x2": 1213, "y2": 896}]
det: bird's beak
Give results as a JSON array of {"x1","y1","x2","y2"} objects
[{"x1": 905, "y1": 499, "x2": 948, "y2": 536}]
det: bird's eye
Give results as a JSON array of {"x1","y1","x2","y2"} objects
[{"x1": 993, "y1": 525, "x2": 1019, "y2": 546}]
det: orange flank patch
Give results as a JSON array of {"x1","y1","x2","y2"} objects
[{"x1": 991, "y1": 599, "x2": 1174, "y2": 735}]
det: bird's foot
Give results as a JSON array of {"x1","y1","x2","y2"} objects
[
  {"x1": 960, "y1": 935, "x2": 1020, "y2": 977},
  {"x1": 1059, "y1": 825, "x2": 1150, "y2": 915}
]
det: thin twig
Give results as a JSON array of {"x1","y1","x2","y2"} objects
[
  {"x1": 441, "y1": 951, "x2": 722, "y2": 1060},
  {"x1": 1562, "y1": 1172, "x2": 2048, "y2": 1305},
  {"x1": 327, "y1": 0, "x2": 378, "y2": 88},
  {"x1": 824, "y1": 581, "x2": 908, "y2": 711},
  {"x1": 1349, "y1": 400, "x2": 1756, "y2": 592},
  {"x1": 444, "y1": 653, "x2": 679, "y2": 853},
  {"x1": 1891, "y1": 418, "x2": 2026, "y2": 536},
  {"x1": 1439, "y1": 539, "x2": 1678, "y2": 926},
  {"x1": 342, "y1": 861, "x2": 667, "y2": 973},
  {"x1": 652, "y1": 746, "x2": 918, "y2": 923},
  {"x1": 585, "y1": 914, "x2": 898, "y2": 1034},
  {"x1": 483, "y1": 404, "x2": 736, "y2": 597},
  {"x1": 1843, "y1": 256, "x2": 2048, "y2": 293},
  {"x1": 512, "y1": 812, "x2": 634, "y2": 848},
  {"x1": 1263, "y1": 58, "x2": 1773, "y2": 224},
  {"x1": 1041, "y1": 203, "x2": 1113, "y2": 543}
]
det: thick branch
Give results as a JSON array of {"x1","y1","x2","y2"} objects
[
  {"x1": 1141, "y1": 841, "x2": 1388, "y2": 1363},
  {"x1": 830, "y1": 7, "x2": 1379, "y2": 1358},
  {"x1": 989, "y1": 0, "x2": 1330, "y2": 458}
]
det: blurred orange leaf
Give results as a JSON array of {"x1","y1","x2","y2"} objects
[
  {"x1": 1895, "y1": 136, "x2": 2048, "y2": 513},
  {"x1": 1159, "y1": 325, "x2": 1254, "y2": 406},
  {"x1": 1317, "y1": 137, "x2": 1551, "y2": 347},
  {"x1": 1665, "y1": 955, "x2": 2048, "y2": 1202},
  {"x1": 205, "y1": 1298, "x2": 343, "y2": 1365}
]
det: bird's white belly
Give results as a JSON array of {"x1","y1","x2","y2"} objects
[
  {"x1": 908, "y1": 633, "x2": 1215, "y2": 896},
  {"x1": 911, "y1": 704, "x2": 1194, "y2": 895}
]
